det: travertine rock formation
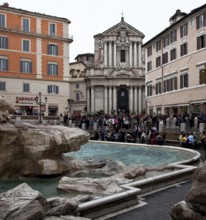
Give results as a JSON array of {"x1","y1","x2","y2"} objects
[
  {"x1": 0, "y1": 95, "x2": 90, "y2": 177},
  {"x1": 0, "y1": 183, "x2": 91, "y2": 220},
  {"x1": 0, "y1": 122, "x2": 90, "y2": 177},
  {"x1": 171, "y1": 162, "x2": 206, "y2": 220}
]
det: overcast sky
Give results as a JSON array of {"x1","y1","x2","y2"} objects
[{"x1": 3, "y1": 0, "x2": 206, "y2": 61}]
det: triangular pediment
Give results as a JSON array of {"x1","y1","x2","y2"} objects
[{"x1": 100, "y1": 17, "x2": 144, "y2": 37}]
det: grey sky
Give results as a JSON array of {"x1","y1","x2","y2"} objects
[{"x1": 4, "y1": 0, "x2": 206, "y2": 61}]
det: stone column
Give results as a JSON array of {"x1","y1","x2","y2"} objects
[
  {"x1": 138, "y1": 42, "x2": 141, "y2": 67},
  {"x1": 113, "y1": 86, "x2": 117, "y2": 112},
  {"x1": 138, "y1": 86, "x2": 142, "y2": 113},
  {"x1": 104, "y1": 86, "x2": 108, "y2": 114},
  {"x1": 134, "y1": 42, "x2": 137, "y2": 67},
  {"x1": 129, "y1": 86, "x2": 133, "y2": 113},
  {"x1": 109, "y1": 41, "x2": 112, "y2": 67},
  {"x1": 109, "y1": 86, "x2": 112, "y2": 114},
  {"x1": 87, "y1": 87, "x2": 90, "y2": 112},
  {"x1": 129, "y1": 42, "x2": 133, "y2": 66},
  {"x1": 114, "y1": 41, "x2": 116, "y2": 66},
  {"x1": 104, "y1": 41, "x2": 107, "y2": 66},
  {"x1": 134, "y1": 86, "x2": 137, "y2": 113},
  {"x1": 91, "y1": 86, "x2": 95, "y2": 112}
]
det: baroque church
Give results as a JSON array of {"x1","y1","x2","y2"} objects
[{"x1": 86, "y1": 16, "x2": 145, "y2": 114}]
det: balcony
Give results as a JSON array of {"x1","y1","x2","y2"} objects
[{"x1": 0, "y1": 23, "x2": 73, "y2": 43}]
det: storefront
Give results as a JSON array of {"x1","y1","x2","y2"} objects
[
  {"x1": 15, "y1": 96, "x2": 46, "y2": 115},
  {"x1": 48, "y1": 104, "x2": 58, "y2": 116}
]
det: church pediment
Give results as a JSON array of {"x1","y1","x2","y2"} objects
[{"x1": 101, "y1": 17, "x2": 144, "y2": 38}]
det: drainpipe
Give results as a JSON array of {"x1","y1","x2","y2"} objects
[{"x1": 160, "y1": 37, "x2": 164, "y2": 114}]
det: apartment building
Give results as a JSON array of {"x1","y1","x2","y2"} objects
[
  {"x1": 69, "y1": 53, "x2": 94, "y2": 115},
  {"x1": 143, "y1": 3, "x2": 206, "y2": 116},
  {"x1": 0, "y1": 3, "x2": 73, "y2": 116}
]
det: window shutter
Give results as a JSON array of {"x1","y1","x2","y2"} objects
[
  {"x1": 56, "y1": 86, "x2": 59, "y2": 94},
  {"x1": 48, "y1": 85, "x2": 50, "y2": 93},
  {"x1": 185, "y1": 74, "x2": 188, "y2": 87},
  {"x1": 6, "y1": 59, "x2": 8, "y2": 71},
  {"x1": 56, "y1": 45, "x2": 58, "y2": 55},
  {"x1": 174, "y1": 77, "x2": 177, "y2": 90},
  {"x1": 196, "y1": 17, "x2": 199, "y2": 29},
  {"x1": 48, "y1": 44, "x2": 50, "y2": 54},
  {"x1": 197, "y1": 37, "x2": 200, "y2": 50},
  {"x1": 30, "y1": 62, "x2": 32, "y2": 73},
  {"x1": 204, "y1": 69, "x2": 206, "y2": 84},
  {"x1": 56, "y1": 65, "x2": 58, "y2": 75},
  {"x1": 180, "y1": 75, "x2": 183, "y2": 88},
  {"x1": 5, "y1": 37, "x2": 8, "y2": 49},
  {"x1": 20, "y1": 61, "x2": 23, "y2": 72},
  {"x1": 48, "y1": 64, "x2": 50, "y2": 74}
]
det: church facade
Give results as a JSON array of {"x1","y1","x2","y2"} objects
[{"x1": 86, "y1": 16, "x2": 145, "y2": 114}]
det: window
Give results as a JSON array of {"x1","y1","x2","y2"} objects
[
  {"x1": 22, "y1": 39, "x2": 30, "y2": 52},
  {"x1": 164, "y1": 77, "x2": 177, "y2": 92},
  {"x1": 76, "y1": 83, "x2": 80, "y2": 89},
  {"x1": 147, "y1": 46, "x2": 152, "y2": 56},
  {"x1": 49, "y1": 23, "x2": 56, "y2": 36},
  {"x1": 156, "y1": 82, "x2": 162, "y2": 94},
  {"x1": 147, "y1": 85, "x2": 153, "y2": 97},
  {"x1": 180, "y1": 73, "x2": 188, "y2": 88},
  {"x1": 48, "y1": 44, "x2": 58, "y2": 55},
  {"x1": 197, "y1": 35, "x2": 206, "y2": 50},
  {"x1": 0, "y1": 81, "x2": 6, "y2": 91},
  {"x1": 163, "y1": 35, "x2": 169, "y2": 47},
  {"x1": 48, "y1": 63, "x2": 58, "y2": 75},
  {"x1": 196, "y1": 14, "x2": 205, "y2": 29},
  {"x1": 120, "y1": 50, "x2": 126, "y2": 62},
  {"x1": 156, "y1": 56, "x2": 161, "y2": 67},
  {"x1": 162, "y1": 52, "x2": 168, "y2": 64},
  {"x1": 170, "y1": 48, "x2": 176, "y2": 61},
  {"x1": 48, "y1": 85, "x2": 59, "y2": 94},
  {"x1": 180, "y1": 23, "x2": 188, "y2": 38},
  {"x1": 76, "y1": 93, "x2": 80, "y2": 101},
  {"x1": 0, "y1": 14, "x2": 5, "y2": 28},
  {"x1": 147, "y1": 61, "x2": 152, "y2": 71},
  {"x1": 199, "y1": 68, "x2": 206, "y2": 84},
  {"x1": 180, "y1": 43, "x2": 188, "y2": 56},
  {"x1": 170, "y1": 30, "x2": 177, "y2": 43},
  {"x1": 23, "y1": 83, "x2": 30, "y2": 92},
  {"x1": 20, "y1": 60, "x2": 32, "y2": 73},
  {"x1": 22, "y1": 18, "x2": 30, "y2": 32},
  {"x1": 0, "y1": 58, "x2": 8, "y2": 71},
  {"x1": 0, "y1": 36, "x2": 8, "y2": 49},
  {"x1": 156, "y1": 40, "x2": 161, "y2": 52}
]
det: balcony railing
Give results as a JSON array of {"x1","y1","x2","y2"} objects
[{"x1": 1, "y1": 23, "x2": 73, "y2": 41}]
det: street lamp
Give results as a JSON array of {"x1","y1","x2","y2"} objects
[{"x1": 35, "y1": 92, "x2": 48, "y2": 124}]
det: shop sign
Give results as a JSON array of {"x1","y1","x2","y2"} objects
[{"x1": 16, "y1": 97, "x2": 36, "y2": 103}]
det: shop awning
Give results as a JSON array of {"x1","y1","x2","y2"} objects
[
  {"x1": 15, "y1": 103, "x2": 38, "y2": 107},
  {"x1": 48, "y1": 104, "x2": 58, "y2": 110}
]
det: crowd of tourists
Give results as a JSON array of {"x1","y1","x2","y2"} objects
[{"x1": 63, "y1": 111, "x2": 206, "y2": 149}]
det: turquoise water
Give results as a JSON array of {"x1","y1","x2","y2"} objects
[
  {"x1": 66, "y1": 142, "x2": 195, "y2": 167},
  {"x1": 0, "y1": 142, "x2": 195, "y2": 197}
]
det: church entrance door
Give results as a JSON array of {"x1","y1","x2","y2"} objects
[{"x1": 117, "y1": 87, "x2": 129, "y2": 114}]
